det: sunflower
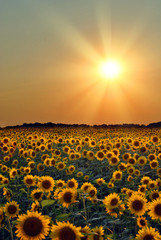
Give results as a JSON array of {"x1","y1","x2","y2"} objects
[
  {"x1": 68, "y1": 165, "x2": 76, "y2": 174},
  {"x1": 127, "y1": 193, "x2": 147, "y2": 216},
  {"x1": 38, "y1": 176, "x2": 55, "y2": 192},
  {"x1": 90, "y1": 226, "x2": 104, "y2": 240},
  {"x1": 37, "y1": 163, "x2": 45, "y2": 172},
  {"x1": 112, "y1": 170, "x2": 122, "y2": 181},
  {"x1": 109, "y1": 156, "x2": 120, "y2": 166},
  {"x1": 4, "y1": 201, "x2": 20, "y2": 218},
  {"x1": 137, "y1": 216, "x2": 148, "y2": 228},
  {"x1": 81, "y1": 182, "x2": 93, "y2": 193},
  {"x1": 56, "y1": 180, "x2": 66, "y2": 188},
  {"x1": 58, "y1": 188, "x2": 77, "y2": 208},
  {"x1": 50, "y1": 221, "x2": 82, "y2": 240},
  {"x1": 148, "y1": 198, "x2": 161, "y2": 221},
  {"x1": 67, "y1": 178, "x2": 78, "y2": 189},
  {"x1": 84, "y1": 175, "x2": 89, "y2": 181},
  {"x1": 54, "y1": 188, "x2": 63, "y2": 200},
  {"x1": 95, "y1": 151, "x2": 104, "y2": 161},
  {"x1": 31, "y1": 189, "x2": 43, "y2": 201},
  {"x1": 9, "y1": 168, "x2": 17, "y2": 179},
  {"x1": 138, "y1": 185, "x2": 147, "y2": 194},
  {"x1": 24, "y1": 175, "x2": 35, "y2": 188},
  {"x1": 137, "y1": 156, "x2": 147, "y2": 166},
  {"x1": 148, "y1": 180, "x2": 156, "y2": 190},
  {"x1": 135, "y1": 227, "x2": 161, "y2": 240},
  {"x1": 157, "y1": 168, "x2": 161, "y2": 177},
  {"x1": 16, "y1": 211, "x2": 50, "y2": 240},
  {"x1": 3, "y1": 187, "x2": 12, "y2": 201},
  {"x1": 141, "y1": 176, "x2": 151, "y2": 185},
  {"x1": 80, "y1": 226, "x2": 91, "y2": 240},
  {"x1": 87, "y1": 151, "x2": 95, "y2": 160},
  {"x1": 150, "y1": 160, "x2": 159, "y2": 169},
  {"x1": 77, "y1": 171, "x2": 83, "y2": 177},
  {"x1": 87, "y1": 186, "x2": 97, "y2": 201},
  {"x1": 118, "y1": 163, "x2": 126, "y2": 172},
  {"x1": 96, "y1": 178, "x2": 105, "y2": 186},
  {"x1": 103, "y1": 193, "x2": 121, "y2": 210},
  {"x1": 56, "y1": 162, "x2": 66, "y2": 171},
  {"x1": 31, "y1": 201, "x2": 39, "y2": 212}
]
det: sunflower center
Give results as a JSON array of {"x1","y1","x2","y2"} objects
[
  {"x1": 111, "y1": 198, "x2": 118, "y2": 206},
  {"x1": 115, "y1": 173, "x2": 121, "y2": 179},
  {"x1": 152, "y1": 193, "x2": 159, "y2": 200},
  {"x1": 8, "y1": 205, "x2": 17, "y2": 214},
  {"x1": 143, "y1": 234, "x2": 154, "y2": 240},
  {"x1": 63, "y1": 192, "x2": 72, "y2": 203},
  {"x1": 23, "y1": 217, "x2": 43, "y2": 237},
  {"x1": 34, "y1": 192, "x2": 42, "y2": 200},
  {"x1": 26, "y1": 179, "x2": 33, "y2": 185},
  {"x1": 89, "y1": 190, "x2": 95, "y2": 197},
  {"x1": 154, "y1": 204, "x2": 161, "y2": 216},
  {"x1": 111, "y1": 158, "x2": 117, "y2": 164},
  {"x1": 68, "y1": 181, "x2": 75, "y2": 188},
  {"x1": 42, "y1": 180, "x2": 51, "y2": 189},
  {"x1": 59, "y1": 226, "x2": 76, "y2": 240},
  {"x1": 140, "y1": 219, "x2": 145, "y2": 226},
  {"x1": 132, "y1": 200, "x2": 143, "y2": 211}
]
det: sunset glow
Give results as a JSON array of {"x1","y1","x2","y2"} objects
[{"x1": 99, "y1": 60, "x2": 122, "y2": 80}]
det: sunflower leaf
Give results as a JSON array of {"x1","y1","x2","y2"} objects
[
  {"x1": 41, "y1": 200, "x2": 55, "y2": 208},
  {"x1": 55, "y1": 213, "x2": 71, "y2": 221}
]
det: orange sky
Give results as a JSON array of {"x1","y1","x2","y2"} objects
[{"x1": 0, "y1": 0, "x2": 161, "y2": 127}]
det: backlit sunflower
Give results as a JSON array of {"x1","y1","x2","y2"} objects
[
  {"x1": 4, "y1": 201, "x2": 20, "y2": 218},
  {"x1": 128, "y1": 193, "x2": 147, "y2": 216},
  {"x1": 58, "y1": 188, "x2": 77, "y2": 208},
  {"x1": 135, "y1": 227, "x2": 161, "y2": 240},
  {"x1": 50, "y1": 221, "x2": 82, "y2": 240},
  {"x1": 38, "y1": 176, "x2": 55, "y2": 192},
  {"x1": 103, "y1": 193, "x2": 121, "y2": 210},
  {"x1": 16, "y1": 211, "x2": 50, "y2": 240},
  {"x1": 148, "y1": 198, "x2": 161, "y2": 221},
  {"x1": 137, "y1": 216, "x2": 148, "y2": 228}
]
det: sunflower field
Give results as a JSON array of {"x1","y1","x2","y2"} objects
[{"x1": 0, "y1": 126, "x2": 161, "y2": 240}]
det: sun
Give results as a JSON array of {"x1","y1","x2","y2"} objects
[{"x1": 99, "y1": 60, "x2": 122, "y2": 80}]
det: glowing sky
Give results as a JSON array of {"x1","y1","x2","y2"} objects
[{"x1": 1, "y1": 0, "x2": 161, "y2": 127}]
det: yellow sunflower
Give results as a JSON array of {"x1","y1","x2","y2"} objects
[
  {"x1": 95, "y1": 151, "x2": 104, "y2": 161},
  {"x1": 80, "y1": 226, "x2": 91, "y2": 240},
  {"x1": 90, "y1": 226, "x2": 104, "y2": 240},
  {"x1": 96, "y1": 178, "x2": 105, "y2": 186},
  {"x1": 24, "y1": 175, "x2": 36, "y2": 188},
  {"x1": 112, "y1": 170, "x2": 122, "y2": 181},
  {"x1": 4, "y1": 201, "x2": 20, "y2": 218},
  {"x1": 149, "y1": 190, "x2": 160, "y2": 201},
  {"x1": 137, "y1": 156, "x2": 147, "y2": 166},
  {"x1": 148, "y1": 198, "x2": 161, "y2": 221},
  {"x1": 56, "y1": 180, "x2": 66, "y2": 188},
  {"x1": 58, "y1": 188, "x2": 77, "y2": 208},
  {"x1": 56, "y1": 162, "x2": 66, "y2": 171},
  {"x1": 137, "y1": 216, "x2": 148, "y2": 228},
  {"x1": 31, "y1": 189, "x2": 43, "y2": 201},
  {"x1": 38, "y1": 176, "x2": 55, "y2": 192},
  {"x1": 16, "y1": 211, "x2": 50, "y2": 240},
  {"x1": 87, "y1": 186, "x2": 97, "y2": 201},
  {"x1": 50, "y1": 221, "x2": 82, "y2": 240},
  {"x1": 67, "y1": 178, "x2": 78, "y2": 189},
  {"x1": 127, "y1": 193, "x2": 147, "y2": 216},
  {"x1": 81, "y1": 182, "x2": 93, "y2": 193},
  {"x1": 135, "y1": 227, "x2": 161, "y2": 240},
  {"x1": 103, "y1": 193, "x2": 121, "y2": 210}
]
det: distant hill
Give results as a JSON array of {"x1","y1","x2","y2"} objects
[
  {"x1": 146, "y1": 121, "x2": 161, "y2": 128},
  {"x1": 1, "y1": 121, "x2": 161, "y2": 129}
]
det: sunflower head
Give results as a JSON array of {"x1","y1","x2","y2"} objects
[{"x1": 4, "y1": 201, "x2": 20, "y2": 218}]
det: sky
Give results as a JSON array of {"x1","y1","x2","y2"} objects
[{"x1": 1, "y1": 0, "x2": 161, "y2": 127}]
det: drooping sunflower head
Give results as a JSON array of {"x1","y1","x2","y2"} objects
[
  {"x1": 38, "y1": 176, "x2": 55, "y2": 192},
  {"x1": 51, "y1": 221, "x2": 82, "y2": 240},
  {"x1": 16, "y1": 211, "x2": 50, "y2": 240}
]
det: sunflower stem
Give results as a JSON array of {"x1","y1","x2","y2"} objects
[
  {"x1": 8, "y1": 218, "x2": 14, "y2": 240},
  {"x1": 82, "y1": 198, "x2": 89, "y2": 227}
]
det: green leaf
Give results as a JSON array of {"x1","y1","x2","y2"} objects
[
  {"x1": 41, "y1": 200, "x2": 55, "y2": 208},
  {"x1": 20, "y1": 188, "x2": 27, "y2": 193},
  {"x1": 55, "y1": 213, "x2": 71, "y2": 221}
]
